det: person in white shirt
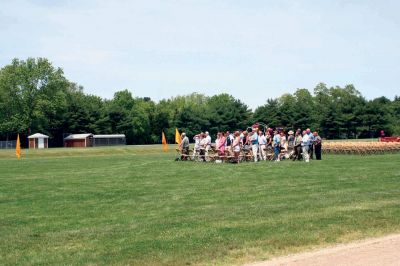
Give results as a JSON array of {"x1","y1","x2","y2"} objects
[
  {"x1": 280, "y1": 132, "x2": 287, "y2": 152},
  {"x1": 227, "y1": 131, "x2": 234, "y2": 155},
  {"x1": 204, "y1": 131, "x2": 212, "y2": 159},
  {"x1": 229, "y1": 133, "x2": 234, "y2": 143},
  {"x1": 301, "y1": 130, "x2": 310, "y2": 163},
  {"x1": 258, "y1": 130, "x2": 267, "y2": 160},
  {"x1": 199, "y1": 133, "x2": 208, "y2": 161},
  {"x1": 192, "y1": 134, "x2": 200, "y2": 160}
]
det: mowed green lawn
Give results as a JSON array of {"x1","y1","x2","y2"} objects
[{"x1": 0, "y1": 146, "x2": 399, "y2": 265}]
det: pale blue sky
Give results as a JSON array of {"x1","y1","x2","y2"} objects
[{"x1": 1, "y1": 0, "x2": 399, "y2": 109}]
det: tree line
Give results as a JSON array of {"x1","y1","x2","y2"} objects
[{"x1": 0, "y1": 58, "x2": 399, "y2": 147}]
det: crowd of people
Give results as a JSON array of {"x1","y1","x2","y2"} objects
[{"x1": 178, "y1": 127, "x2": 322, "y2": 163}]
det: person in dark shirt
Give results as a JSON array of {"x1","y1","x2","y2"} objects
[{"x1": 313, "y1": 131, "x2": 322, "y2": 160}]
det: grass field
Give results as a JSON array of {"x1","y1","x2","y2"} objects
[{"x1": 1, "y1": 146, "x2": 399, "y2": 265}]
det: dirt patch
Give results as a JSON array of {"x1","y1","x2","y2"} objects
[{"x1": 246, "y1": 234, "x2": 400, "y2": 266}]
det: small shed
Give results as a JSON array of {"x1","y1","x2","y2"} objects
[
  {"x1": 28, "y1": 133, "x2": 49, "y2": 149},
  {"x1": 64, "y1": 133, "x2": 93, "y2": 148},
  {"x1": 93, "y1": 134, "x2": 126, "y2": 147}
]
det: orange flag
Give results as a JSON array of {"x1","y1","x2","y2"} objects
[
  {"x1": 175, "y1": 128, "x2": 181, "y2": 144},
  {"x1": 162, "y1": 131, "x2": 169, "y2": 152},
  {"x1": 16, "y1": 134, "x2": 21, "y2": 159}
]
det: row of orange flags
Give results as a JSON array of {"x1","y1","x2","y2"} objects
[
  {"x1": 161, "y1": 128, "x2": 182, "y2": 152},
  {"x1": 14, "y1": 131, "x2": 180, "y2": 156}
]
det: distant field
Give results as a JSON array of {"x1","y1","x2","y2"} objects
[
  {"x1": 325, "y1": 138, "x2": 379, "y2": 142},
  {"x1": 1, "y1": 146, "x2": 399, "y2": 265}
]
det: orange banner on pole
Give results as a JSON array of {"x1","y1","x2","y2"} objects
[
  {"x1": 175, "y1": 128, "x2": 181, "y2": 144},
  {"x1": 162, "y1": 131, "x2": 169, "y2": 152},
  {"x1": 16, "y1": 134, "x2": 21, "y2": 159}
]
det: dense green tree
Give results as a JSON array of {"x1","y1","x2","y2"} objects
[
  {"x1": 0, "y1": 58, "x2": 69, "y2": 145},
  {"x1": 313, "y1": 82, "x2": 331, "y2": 136},
  {"x1": 253, "y1": 99, "x2": 280, "y2": 128},
  {"x1": 206, "y1": 94, "x2": 252, "y2": 135},
  {"x1": 293, "y1": 88, "x2": 316, "y2": 130},
  {"x1": 391, "y1": 96, "x2": 400, "y2": 135},
  {"x1": 130, "y1": 99, "x2": 153, "y2": 144},
  {"x1": 361, "y1": 97, "x2": 392, "y2": 138},
  {"x1": 278, "y1": 94, "x2": 297, "y2": 129}
]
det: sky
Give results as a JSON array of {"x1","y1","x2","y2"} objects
[{"x1": 1, "y1": 0, "x2": 399, "y2": 109}]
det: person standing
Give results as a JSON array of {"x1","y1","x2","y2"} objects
[
  {"x1": 181, "y1": 133, "x2": 190, "y2": 160},
  {"x1": 192, "y1": 134, "x2": 200, "y2": 160},
  {"x1": 287, "y1": 130, "x2": 295, "y2": 148},
  {"x1": 293, "y1": 130, "x2": 302, "y2": 161},
  {"x1": 204, "y1": 131, "x2": 212, "y2": 160},
  {"x1": 199, "y1": 133, "x2": 207, "y2": 162},
  {"x1": 242, "y1": 131, "x2": 248, "y2": 146},
  {"x1": 218, "y1": 132, "x2": 226, "y2": 161},
  {"x1": 280, "y1": 131, "x2": 287, "y2": 152},
  {"x1": 240, "y1": 130, "x2": 244, "y2": 144},
  {"x1": 306, "y1": 128, "x2": 314, "y2": 159},
  {"x1": 250, "y1": 129, "x2": 259, "y2": 162},
  {"x1": 273, "y1": 130, "x2": 281, "y2": 161},
  {"x1": 215, "y1": 132, "x2": 220, "y2": 152},
  {"x1": 232, "y1": 131, "x2": 241, "y2": 163},
  {"x1": 225, "y1": 131, "x2": 231, "y2": 151},
  {"x1": 301, "y1": 130, "x2": 310, "y2": 163},
  {"x1": 313, "y1": 131, "x2": 322, "y2": 160},
  {"x1": 258, "y1": 130, "x2": 267, "y2": 161}
]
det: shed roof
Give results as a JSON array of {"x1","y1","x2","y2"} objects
[
  {"x1": 64, "y1": 133, "x2": 93, "y2": 140},
  {"x1": 28, "y1": 133, "x2": 49, "y2": 139},
  {"x1": 93, "y1": 134, "x2": 126, "y2": 139}
]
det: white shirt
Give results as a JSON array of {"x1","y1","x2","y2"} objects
[
  {"x1": 258, "y1": 135, "x2": 267, "y2": 145},
  {"x1": 301, "y1": 134, "x2": 310, "y2": 146},
  {"x1": 194, "y1": 137, "x2": 200, "y2": 150},
  {"x1": 200, "y1": 138, "x2": 208, "y2": 149},
  {"x1": 205, "y1": 135, "x2": 211, "y2": 146},
  {"x1": 215, "y1": 138, "x2": 220, "y2": 148}
]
